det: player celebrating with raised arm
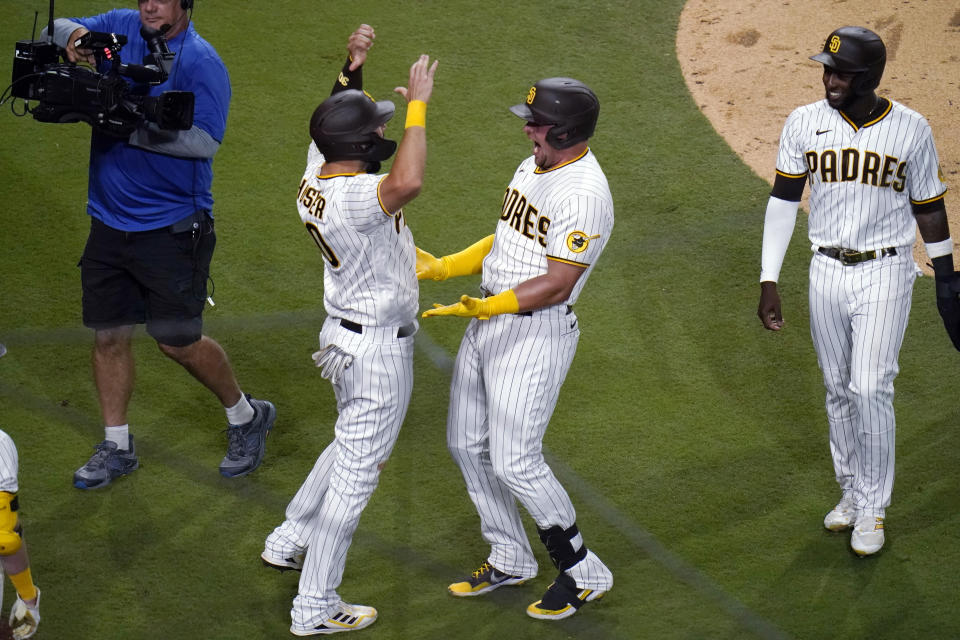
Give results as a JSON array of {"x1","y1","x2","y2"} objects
[
  {"x1": 260, "y1": 24, "x2": 437, "y2": 636},
  {"x1": 418, "y1": 78, "x2": 614, "y2": 620},
  {"x1": 758, "y1": 26, "x2": 953, "y2": 556}
]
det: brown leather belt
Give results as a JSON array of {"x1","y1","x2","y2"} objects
[
  {"x1": 340, "y1": 318, "x2": 416, "y2": 338},
  {"x1": 817, "y1": 246, "x2": 897, "y2": 266}
]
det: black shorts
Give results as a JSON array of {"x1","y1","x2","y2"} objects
[{"x1": 79, "y1": 212, "x2": 216, "y2": 347}]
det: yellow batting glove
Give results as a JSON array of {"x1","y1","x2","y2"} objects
[
  {"x1": 415, "y1": 247, "x2": 448, "y2": 281},
  {"x1": 422, "y1": 290, "x2": 519, "y2": 320}
]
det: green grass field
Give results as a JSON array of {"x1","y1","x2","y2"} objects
[{"x1": 2, "y1": 1, "x2": 959, "y2": 638}]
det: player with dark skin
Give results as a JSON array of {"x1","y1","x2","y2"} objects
[{"x1": 758, "y1": 65, "x2": 951, "y2": 332}]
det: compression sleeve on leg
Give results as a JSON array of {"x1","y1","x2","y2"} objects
[{"x1": 0, "y1": 492, "x2": 21, "y2": 555}]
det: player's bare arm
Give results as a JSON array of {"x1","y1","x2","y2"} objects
[
  {"x1": 513, "y1": 260, "x2": 585, "y2": 310},
  {"x1": 379, "y1": 55, "x2": 439, "y2": 214},
  {"x1": 423, "y1": 259, "x2": 585, "y2": 319}
]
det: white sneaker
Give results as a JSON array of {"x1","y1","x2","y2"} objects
[
  {"x1": 851, "y1": 513, "x2": 885, "y2": 556},
  {"x1": 823, "y1": 496, "x2": 857, "y2": 531},
  {"x1": 261, "y1": 527, "x2": 305, "y2": 571},
  {"x1": 290, "y1": 602, "x2": 378, "y2": 635},
  {"x1": 9, "y1": 587, "x2": 40, "y2": 639}
]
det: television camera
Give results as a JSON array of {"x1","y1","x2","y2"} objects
[{"x1": 7, "y1": 12, "x2": 194, "y2": 138}]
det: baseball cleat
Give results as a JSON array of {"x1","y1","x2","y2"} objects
[
  {"x1": 290, "y1": 602, "x2": 377, "y2": 635},
  {"x1": 219, "y1": 395, "x2": 275, "y2": 478},
  {"x1": 448, "y1": 561, "x2": 529, "y2": 597},
  {"x1": 851, "y1": 513, "x2": 885, "y2": 556},
  {"x1": 526, "y1": 572, "x2": 605, "y2": 620},
  {"x1": 9, "y1": 587, "x2": 40, "y2": 639},
  {"x1": 73, "y1": 436, "x2": 139, "y2": 489},
  {"x1": 823, "y1": 496, "x2": 857, "y2": 531},
  {"x1": 261, "y1": 528, "x2": 305, "y2": 572}
]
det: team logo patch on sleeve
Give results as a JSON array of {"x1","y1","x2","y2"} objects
[{"x1": 566, "y1": 231, "x2": 599, "y2": 253}]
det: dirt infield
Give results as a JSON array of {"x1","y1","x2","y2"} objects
[{"x1": 676, "y1": 0, "x2": 960, "y2": 272}]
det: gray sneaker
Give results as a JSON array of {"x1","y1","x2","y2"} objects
[
  {"x1": 219, "y1": 396, "x2": 275, "y2": 478},
  {"x1": 73, "y1": 436, "x2": 139, "y2": 490}
]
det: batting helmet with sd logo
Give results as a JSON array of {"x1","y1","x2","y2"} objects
[
  {"x1": 810, "y1": 26, "x2": 886, "y2": 95},
  {"x1": 509, "y1": 77, "x2": 599, "y2": 150},
  {"x1": 309, "y1": 89, "x2": 397, "y2": 172}
]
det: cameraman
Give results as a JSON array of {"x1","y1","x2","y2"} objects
[{"x1": 42, "y1": 0, "x2": 276, "y2": 489}]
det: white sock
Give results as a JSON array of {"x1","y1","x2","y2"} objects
[
  {"x1": 225, "y1": 394, "x2": 255, "y2": 426},
  {"x1": 104, "y1": 425, "x2": 130, "y2": 451}
]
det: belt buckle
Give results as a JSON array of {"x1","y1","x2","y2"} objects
[{"x1": 840, "y1": 249, "x2": 862, "y2": 265}]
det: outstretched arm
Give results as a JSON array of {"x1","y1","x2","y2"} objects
[
  {"x1": 422, "y1": 258, "x2": 585, "y2": 320},
  {"x1": 377, "y1": 54, "x2": 439, "y2": 214},
  {"x1": 331, "y1": 24, "x2": 375, "y2": 95},
  {"x1": 416, "y1": 235, "x2": 495, "y2": 281}
]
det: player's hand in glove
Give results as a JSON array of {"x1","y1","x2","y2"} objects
[
  {"x1": 415, "y1": 247, "x2": 448, "y2": 281},
  {"x1": 935, "y1": 272, "x2": 960, "y2": 351},
  {"x1": 422, "y1": 290, "x2": 519, "y2": 320},
  {"x1": 312, "y1": 345, "x2": 355, "y2": 384},
  {"x1": 9, "y1": 588, "x2": 40, "y2": 640},
  {"x1": 424, "y1": 295, "x2": 489, "y2": 319}
]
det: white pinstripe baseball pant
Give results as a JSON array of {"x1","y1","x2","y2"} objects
[
  {"x1": 808, "y1": 250, "x2": 915, "y2": 517},
  {"x1": 447, "y1": 306, "x2": 612, "y2": 591},
  {"x1": 291, "y1": 317, "x2": 415, "y2": 628}
]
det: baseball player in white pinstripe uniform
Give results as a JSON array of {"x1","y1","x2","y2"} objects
[
  {"x1": 758, "y1": 26, "x2": 952, "y2": 556},
  {"x1": 260, "y1": 25, "x2": 438, "y2": 636},
  {"x1": 0, "y1": 430, "x2": 41, "y2": 639},
  {"x1": 418, "y1": 77, "x2": 614, "y2": 619}
]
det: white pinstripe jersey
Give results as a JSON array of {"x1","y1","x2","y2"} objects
[
  {"x1": 0, "y1": 430, "x2": 19, "y2": 493},
  {"x1": 481, "y1": 149, "x2": 614, "y2": 304},
  {"x1": 776, "y1": 98, "x2": 947, "y2": 250},
  {"x1": 297, "y1": 142, "x2": 418, "y2": 327}
]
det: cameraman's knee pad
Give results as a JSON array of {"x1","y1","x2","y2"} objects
[
  {"x1": 538, "y1": 523, "x2": 587, "y2": 571},
  {"x1": 0, "y1": 492, "x2": 22, "y2": 555}
]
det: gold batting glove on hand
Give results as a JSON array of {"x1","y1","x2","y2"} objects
[
  {"x1": 415, "y1": 247, "x2": 448, "y2": 281},
  {"x1": 422, "y1": 290, "x2": 519, "y2": 320}
]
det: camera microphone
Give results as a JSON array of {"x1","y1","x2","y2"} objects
[{"x1": 139, "y1": 25, "x2": 175, "y2": 81}]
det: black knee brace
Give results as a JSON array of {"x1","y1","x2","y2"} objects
[{"x1": 538, "y1": 523, "x2": 587, "y2": 571}]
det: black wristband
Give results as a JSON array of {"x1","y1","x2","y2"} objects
[{"x1": 331, "y1": 55, "x2": 362, "y2": 95}]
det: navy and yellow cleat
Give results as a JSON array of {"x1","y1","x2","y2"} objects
[
  {"x1": 526, "y1": 572, "x2": 606, "y2": 620},
  {"x1": 448, "y1": 561, "x2": 529, "y2": 597}
]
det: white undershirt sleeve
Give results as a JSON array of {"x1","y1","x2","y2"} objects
[{"x1": 760, "y1": 196, "x2": 800, "y2": 282}]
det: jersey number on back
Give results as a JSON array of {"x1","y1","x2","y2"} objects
[{"x1": 304, "y1": 221, "x2": 341, "y2": 268}]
